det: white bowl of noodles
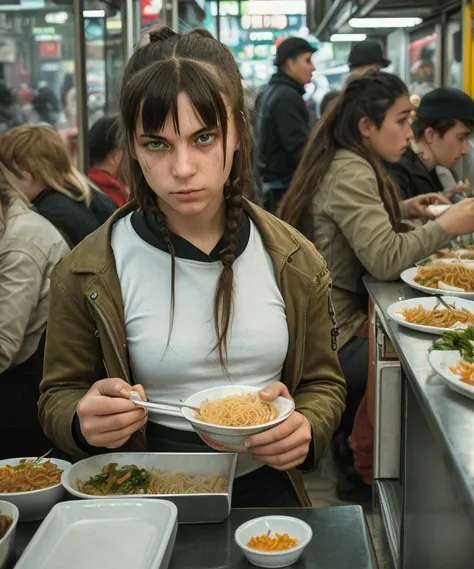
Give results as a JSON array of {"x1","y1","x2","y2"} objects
[
  {"x1": 0, "y1": 457, "x2": 71, "y2": 522},
  {"x1": 181, "y1": 385, "x2": 295, "y2": 453}
]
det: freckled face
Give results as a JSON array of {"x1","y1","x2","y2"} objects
[{"x1": 134, "y1": 91, "x2": 239, "y2": 218}]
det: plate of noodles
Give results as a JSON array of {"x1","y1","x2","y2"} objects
[
  {"x1": 386, "y1": 296, "x2": 474, "y2": 335},
  {"x1": 401, "y1": 266, "x2": 474, "y2": 299},
  {"x1": 428, "y1": 350, "x2": 474, "y2": 400},
  {"x1": 62, "y1": 452, "x2": 237, "y2": 523},
  {"x1": 0, "y1": 457, "x2": 71, "y2": 522},
  {"x1": 181, "y1": 385, "x2": 295, "y2": 452}
]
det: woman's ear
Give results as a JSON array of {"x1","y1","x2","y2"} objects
[{"x1": 358, "y1": 116, "x2": 374, "y2": 139}]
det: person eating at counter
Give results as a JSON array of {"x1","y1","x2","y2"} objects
[
  {"x1": 387, "y1": 87, "x2": 474, "y2": 200},
  {"x1": 277, "y1": 71, "x2": 474, "y2": 500},
  {"x1": 38, "y1": 26, "x2": 346, "y2": 509}
]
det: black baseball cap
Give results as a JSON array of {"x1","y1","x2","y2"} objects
[
  {"x1": 417, "y1": 87, "x2": 474, "y2": 123},
  {"x1": 348, "y1": 40, "x2": 391, "y2": 70},
  {"x1": 275, "y1": 37, "x2": 316, "y2": 66}
]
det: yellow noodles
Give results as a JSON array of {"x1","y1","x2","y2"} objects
[
  {"x1": 147, "y1": 470, "x2": 228, "y2": 494},
  {"x1": 400, "y1": 305, "x2": 474, "y2": 328},
  {"x1": 0, "y1": 460, "x2": 62, "y2": 493},
  {"x1": 195, "y1": 393, "x2": 279, "y2": 427},
  {"x1": 415, "y1": 264, "x2": 474, "y2": 292}
]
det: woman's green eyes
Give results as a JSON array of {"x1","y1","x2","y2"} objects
[{"x1": 146, "y1": 133, "x2": 217, "y2": 150}]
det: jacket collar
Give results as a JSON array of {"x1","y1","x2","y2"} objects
[
  {"x1": 69, "y1": 199, "x2": 300, "y2": 275},
  {"x1": 269, "y1": 71, "x2": 306, "y2": 96}
]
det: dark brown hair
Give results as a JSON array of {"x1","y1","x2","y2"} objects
[
  {"x1": 119, "y1": 26, "x2": 253, "y2": 367},
  {"x1": 412, "y1": 117, "x2": 474, "y2": 141},
  {"x1": 278, "y1": 71, "x2": 409, "y2": 235}
]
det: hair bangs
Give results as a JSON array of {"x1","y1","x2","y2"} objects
[{"x1": 125, "y1": 59, "x2": 230, "y2": 165}]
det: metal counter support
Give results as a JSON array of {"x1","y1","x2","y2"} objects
[
  {"x1": 364, "y1": 276, "x2": 474, "y2": 569},
  {"x1": 73, "y1": 0, "x2": 88, "y2": 174}
]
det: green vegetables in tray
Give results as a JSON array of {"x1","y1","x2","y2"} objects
[
  {"x1": 429, "y1": 326, "x2": 474, "y2": 363},
  {"x1": 82, "y1": 463, "x2": 150, "y2": 495}
]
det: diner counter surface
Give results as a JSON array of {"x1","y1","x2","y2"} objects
[
  {"x1": 364, "y1": 276, "x2": 474, "y2": 523},
  {"x1": 12, "y1": 505, "x2": 376, "y2": 569}
]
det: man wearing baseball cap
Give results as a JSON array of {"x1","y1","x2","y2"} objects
[
  {"x1": 347, "y1": 40, "x2": 391, "y2": 76},
  {"x1": 257, "y1": 37, "x2": 316, "y2": 214},
  {"x1": 388, "y1": 87, "x2": 474, "y2": 200}
]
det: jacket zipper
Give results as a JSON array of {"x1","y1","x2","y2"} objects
[
  {"x1": 90, "y1": 301, "x2": 147, "y2": 441},
  {"x1": 286, "y1": 470, "x2": 305, "y2": 506},
  {"x1": 90, "y1": 302, "x2": 131, "y2": 383}
]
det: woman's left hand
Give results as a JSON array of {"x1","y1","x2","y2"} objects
[
  {"x1": 245, "y1": 383, "x2": 312, "y2": 470},
  {"x1": 401, "y1": 192, "x2": 450, "y2": 220}
]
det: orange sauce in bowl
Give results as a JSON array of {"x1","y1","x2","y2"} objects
[{"x1": 247, "y1": 530, "x2": 298, "y2": 552}]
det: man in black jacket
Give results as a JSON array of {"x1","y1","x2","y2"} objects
[
  {"x1": 387, "y1": 88, "x2": 474, "y2": 200},
  {"x1": 257, "y1": 37, "x2": 315, "y2": 214}
]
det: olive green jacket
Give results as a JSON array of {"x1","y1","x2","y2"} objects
[{"x1": 38, "y1": 200, "x2": 346, "y2": 506}]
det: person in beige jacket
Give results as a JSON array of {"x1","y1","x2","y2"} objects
[
  {"x1": 0, "y1": 167, "x2": 69, "y2": 458},
  {"x1": 279, "y1": 71, "x2": 474, "y2": 499}
]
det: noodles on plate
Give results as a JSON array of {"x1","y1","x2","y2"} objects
[
  {"x1": 449, "y1": 360, "x2": 474, "y2": 386},
  {"x1": 414, "y1": 264, "x2": 474, "y2": 292},
  {"x1": 247, "y1": 531, "x2": 299, "y2": 552},
  {"x1": 195, "y1": 393, "x2": 279, "y2": 427},
  {"x1": 77, "y1": 463, "x2": 228, "y2": 496},
  {"x1": 399, "y1": 305, "x2": 474, "y2": 328},
  {"x1": 0, "y1": 460, "x2": 63, "y2": 493}
]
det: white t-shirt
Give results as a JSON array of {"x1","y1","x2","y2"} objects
[{"x1": 112, "y1": 212, "x2": 289, "y2": 476}]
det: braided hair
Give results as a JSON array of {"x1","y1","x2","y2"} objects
[
  {"x1": 278, "y1": 71, "x2": 410, "y2": 235},
  {"x1": 119, "y1": 27, "x2": 253, "y2": 368}
]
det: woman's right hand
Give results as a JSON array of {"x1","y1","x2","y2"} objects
[
  {"x1": 77, "y1": 378, "x2": 148, "y2": 449},
  {"x1": 437, "y1": 198, "x2": 474, "y2": 236}
]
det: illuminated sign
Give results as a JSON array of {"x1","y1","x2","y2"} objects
[{"x1": 241, "y1": 14, "x2": 288, "y2": 30}]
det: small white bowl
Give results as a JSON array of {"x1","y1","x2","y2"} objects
[
  {"x1": 181, "y1": 385, "x2": 295, "y2": 453},
  {"x1": 0, "y1": 457, "x2": 71, "y2": 522},
  {"x1": 235, "y1": 515, "x2": 313, "y2": 568},
  {"x1": 0, "y1": 501, "x2": 19, "y2": 569}
]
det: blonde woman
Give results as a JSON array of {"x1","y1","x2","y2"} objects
[
  {"x1": 0, "y1": 125, "x2": 116, "y2": 247},
  {"x1": 0, "y1": 165, "x2": 69, "y2": 458}
]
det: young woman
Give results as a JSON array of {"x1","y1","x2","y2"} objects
[
  {"x1": 38, "y1": 27, "x2": 346, "y2": 508},
  {"x1": 0, "y1": 167, "x2": 69, "y2": 458},
  {"x1": 0, "y1": 125, "x2": 116, "y2": 248},
  {"x1": 278, "y1": 71, "x2": 474, "y2": 497},
  {"x1": 88, "y1": 116, "x2": 129, "y2": 207}
]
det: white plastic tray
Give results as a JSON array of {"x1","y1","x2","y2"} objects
[{"x1": 14, "y1": 499, "x2": 178, "y2": 569}]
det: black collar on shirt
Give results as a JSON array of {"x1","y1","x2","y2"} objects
[{"x1": 130, "y1": 210, "x2": 251, "y2": 262}]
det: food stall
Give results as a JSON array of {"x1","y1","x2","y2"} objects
[{"x1": 366, "y1": 269, "x2": 474, "y2": 569}]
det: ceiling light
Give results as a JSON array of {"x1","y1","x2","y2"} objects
[
  {"x1": 83, "y1": 10, "x2": 105, "y2": 18},
  {"x1": 330, "y1": 33, "x2": 367, "y2": 42},
  {"x1": 349, "y1": 17, "x2": 422, "y2": 28}
]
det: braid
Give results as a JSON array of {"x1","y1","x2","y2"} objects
[
  {"x1": 154, "y1": 206, "x2": 176, "y2": 347},
  {"x1": 214, "y1": 176, "x2": 243, "y2": 368}
]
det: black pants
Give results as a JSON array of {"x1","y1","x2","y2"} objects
[
  {"x1": 146, "y1": 422, "x2": 301, "y2": 508},
  {"x1": 263, "y1": 188, "x2": 287, "y2": 215},
  {"x1": 0, "y1": 333, "x2": 51, "y2": 459},
  {"x1": 337, "y1": 336, "x2": 369, "y2": 437}
]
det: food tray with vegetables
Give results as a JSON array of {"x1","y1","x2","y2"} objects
[
  {"x1": 428, "y1": 327, "x2": 474, "y2": 400},
  {"x1": 62, "y1": 453, "x2": 237, "y2": 524}
]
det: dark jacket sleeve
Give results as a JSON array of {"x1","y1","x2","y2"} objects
[
  {"x1": 89, "y1": 187, "x2": 117, "y2": 225},
  {"x1": 274, "y1": 92, "x2": 310, "y2": 171},
  {"x1": 387, "y1": 160, "x2": 415, "y2": 200},
  {"x1": 38, "y1": 200, "x2": 98, "y2": 247}
]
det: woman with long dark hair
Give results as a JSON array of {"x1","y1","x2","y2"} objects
[
  {"x1": 278, "y1": 71, "x2": 474, "y2": 497},
  {"x1": 38, "y1": 27, "x2": 346, "y2": 508}
]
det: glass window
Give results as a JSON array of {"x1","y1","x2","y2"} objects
[{"x1": 408, "y1": 26, "x2": 437, "y2": 96}]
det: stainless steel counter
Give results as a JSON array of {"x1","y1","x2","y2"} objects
[{"x1": 364, "y1": 276, "x2": 474, "y2": 569}]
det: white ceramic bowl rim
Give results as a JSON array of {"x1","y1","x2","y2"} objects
[
  {"x1": 0, "y1": 501, "x2": 19, "y2": 544},
  {"x1": 182, "y1": 385, "x2": 295, "y2": 432},
  {"x1": 0, "y1": 457, "x2": 71, "y2": 497},
  {"x1": 235, "y1": 516, "x2": 313, "y2": 555}
]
